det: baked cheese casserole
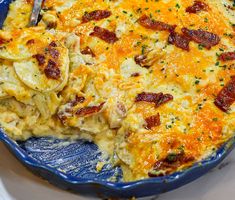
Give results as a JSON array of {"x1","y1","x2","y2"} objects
[{"x1": 0, "y1": 0, "x2": 234, "y2": 181}]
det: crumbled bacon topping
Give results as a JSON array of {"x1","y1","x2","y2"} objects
[
  {"x1": 46, "y1": 21, "x2": 57, "y2": 29},
  {"x1": 214, "y1": 76, "x2": 235, "y2": 112},
  {"x1": 136, "y1": 92, "x2": 160, "y2": 103},
  {"x1": 186, "y1": 1, "x2": 208, "y2": 14},
  {"x1": 70, "y1": 96, "x2": 85, "y2": 107},
  {"x1": 82, "y1": 10, "x2": 111, "y2": 23},
  {"x1": 135, "y1": 92, "x2": 173, "y2": 107},
  {"x1": 145, "y1": 113, "x2": 161, "y2": 130},
  {"x1": 218, "y1": 52, "x2": 235, "y2": 61},
  {"x1": 131, "y1": 72, "x2": 140, "y2": 77},
  {"x1": 181, "y1": 28, "x2": 220, "y2": 49},
  {"x1": 155, "y1": 93, "x2": 174, "y2": 107},
  {"x1": 76, "y1": 102, "x2": 105, "y2": 117},
  {"x1": 134, "y1": 54, "x2": 146, "y2": 65},
  {"x1": 0, "y1": 37, "x2": 9, "y2": 45},
  {"x1": 57, "y1": 111, "x2": 68, "y2": 124},
  {"x1": 134, "y1": 54, "x2": 150, "y2": 68},
  {"x1": 168, "y1": 31, "x2": 190, "y2": 51},
  {"x1": 44, "y1": 59, "x2": 61, "y2": 79},
  {"x1": 57, "y1": 96, "x2": 86, "y2": 124},
  {"x1": 148, "y1": 152, "x2": 195, "y2": 177},
  {"x1": 138, "y1": 15, "x2": 176, "y2": 32},
  {"x1": 47, "y1": 41, "x2": 60, "y2": 59},
  {"x1": 81, "y1": 46, "x2": 95, "y2": 57},
  {"x1": 49, "y1": 41, "x2": 57, "y2": 47},
  {"x1": 90, "y1": 26, "x2": 118, "y2": 43},
  {"x1": 26, "y1": 39, "x2": 35, "y2": 45},
  {"x1": 33, "y1": 54, "x2": 46, "y2": 66},
  {"x1": 48, "y1": 48, "x2": 59, "y2": 59}
]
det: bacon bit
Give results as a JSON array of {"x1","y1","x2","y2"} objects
[
  {"x1": 134, "y1": 55, "x2": 150, "y2": 68},
  {"x1": 76, "y1": 102, "x2": 105, "y2": 117},
  {"x1": 46, "y1": 21, "x2": 57, "y2": 29},
  {"x1": 218, "y1": 52, "x2": 235, "y2": 61},
  {"x1": 135, "y1": 92, "x2": 173, "y2": 107},
  {"x1": 145, "y1": 113, "x2": 161, "y2": 130},
  {"x1": 186, "y1": 1, "x2": 208, "y2": 13},
  {"x1": 70, "y1": 96, "x2": 85, "y2": 107},
  {"x1": 57, "y1": 111, "x2": 67, "y2": 124},
  {"x1": 57, "y1": 96, "x2": 85, "y2": 124},
  {"x1": 44, "y1": 59, "x2": 61, "y2": 79},
  {"x1": 81, "y1": 46, "x2": 95, "y2": 57},
  {"x1": 48, "y1": 41, "x2": 59, "y2": 59},
  {"x1": 181, "y1": 28, "x2": 220, "y2": 49},
  {"x1": 131, "y1": 72, "x2": 140, "y2": 77},
  {"x1": 138, "y1": 15, "x2": 176, "y2": 32},
  {"x1": 134, "y1": 55, "x2": 146, "y2": 65},
  {"x1": 214, "y1": 76, "x2": 235, "y2": 112},
  {"x1": 0, "y1": 38, "x2": 7, "y2": 45},
  {"x1": 168, "y1": 31, "x2": 190, "y2": 51},
  {"x1": 26, "y1": 39, "x2": 35, "y2": 45},
  {"x1": 33, "y1": 54, "x2": 46, "y2": 66},
  {"x1": 49, "y1": 41, "x2": 57, "y2": 47},
  {"x1": 90, "y1": 26, "x2": 118, "y2": 44},
  {"x1": 48, "y1": 48, "x2": 59, "y2": 59},
  {"x1": 155, "y1": 93, "x2": 174, "y2": 107},
  {"x1": 82, "y1": 10, "x2": 111, "y2": 23},
  {"x1": 136, "y1": 92, "x2": 161, "y2": 103},
  {"x1": 148, "y1": 152, "x2": 195, "y2": 177}
]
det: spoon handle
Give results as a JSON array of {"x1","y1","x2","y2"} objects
[{"x1": 28, "y1": 0, "x2": 43, "y2": 27}]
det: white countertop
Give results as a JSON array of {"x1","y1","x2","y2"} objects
[{"x1": 1, "y1": 142, "x2": 235, "y2": 200}]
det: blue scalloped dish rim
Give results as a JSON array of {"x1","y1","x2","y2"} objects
[{"x1": 0, "y1": 0, "x2": 235, "y2": 198}]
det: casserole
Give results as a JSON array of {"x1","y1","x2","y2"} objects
[{"x1": 0, "y1": 0, "x2": 234, "y2": 197}]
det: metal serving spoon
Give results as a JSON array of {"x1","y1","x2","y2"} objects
[{"x1": 28, "y1": 0, "x2": 43, "y2": 27}]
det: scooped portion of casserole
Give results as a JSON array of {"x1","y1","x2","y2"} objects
[{"x1": 0, "y1": 0, "x2": 234, "y2": 181}]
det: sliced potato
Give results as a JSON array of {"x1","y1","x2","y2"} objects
[
  {"x1": 33, "y1": 92, "x2": 62, "y2": 119},
  {"x1": 14, "y1": 42, "x2": 69, "y2": 92},
  {"x1": 0, "y1": 63, "x2": 30, "y2": 101},
  {"x1": 0, "y1": 29, "x2": 32, "y2": 60},
  {"x1": 0, "y1": 44, "x2": 32, "y2": 60}
]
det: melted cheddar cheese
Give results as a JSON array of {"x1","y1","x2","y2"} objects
[{"x1": 0, "y1": 0, "x2": 234, "y2": 181}]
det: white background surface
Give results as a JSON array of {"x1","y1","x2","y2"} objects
[{"x1": 1, "y1": 142, "x2": 235, "y2": 200}]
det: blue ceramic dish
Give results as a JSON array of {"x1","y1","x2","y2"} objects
[{"x1": 0, "y1": 0, "x2": 235, "y2": 198}]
